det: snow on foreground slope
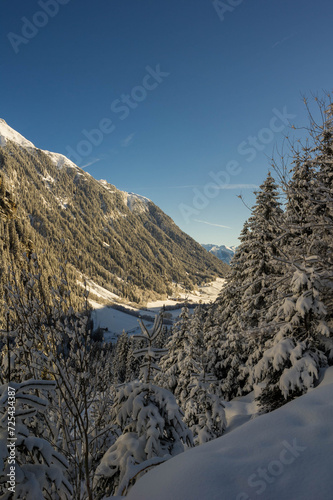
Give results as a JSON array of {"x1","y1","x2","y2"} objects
[{"x1": 125, "y1": 367, "x2": 333, "y2": 500}]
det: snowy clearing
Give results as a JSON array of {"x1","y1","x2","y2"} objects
[
  {"x1": 146, "y1": 277, "x2": 226, "y2": 310},
  {"x1": 79, "y1": 278, "x2": 121, "y2": 303}
]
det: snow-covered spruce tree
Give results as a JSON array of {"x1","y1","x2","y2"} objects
[
  {"x1": 157, "y1": 306, "x2": 226, "y2": 444},
  {"x1": 252, "y1": 97, "x2": 333, "y2": 412},
  {"x1": 113, "y1": 331, "x2": 129, "y2": 383},
  {"x1": 0, "y1": 380, "x2": 72, "y2": 500},
  {"x1": 308, "y1": 99, "x2": 333, "y2": 320},
  {"x1": 238, "y1": 172, "x2": 286, "y2": 392},
  {"x1": 204, "y1": 174, "x2": 283, "y2": 400},
  {"x1": 171, "y1": 306, "x2": 206, "y2": 409},
  {"x1": 185, "y1": 370, "x2": 226, "y2": 446},
  {"x1": 238, "y1": 172, "x2": 284, "y2": 330},
  {"x1": 93, "y1": 314, "x2": 193, "y2": 498},
  {"x1": 124, "y1": 335, "x2": 144, "y2": 382},
  {"x1": 177, "y1": 306, "x2": 226, "y2": 442},
  {"x1": 278, "y1": 97, "x2": 333, "y2": 321},
  {"x1": 253, "y1": 261, "x2": 330, "y2": 412},
  {"x1": 157, "y1": 306, "x2": 190, "y2": 397},
  {"x1": 184, "y1": 307, "x2": 226, "y2": 444},
  {"x1": 284, "y1": 147, "x2": 315, "y2": 246},
  {"x1": 203, "y1": 224, "x2": 251, "y2": 400}
]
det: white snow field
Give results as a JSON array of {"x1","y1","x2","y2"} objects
[
  {"x1": 146, "y1": 277, "x2": 226, "y2": 310},
  {"x1": 91, "y1": 304, "x2": 153, "y2": 341},
  {"x1": 125, "y1": 367, "x2": 333, "y2": 500}
]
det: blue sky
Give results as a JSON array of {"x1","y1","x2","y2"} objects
[{"x1": 1, "y1": 0, "x2": 333, "y2": 246}]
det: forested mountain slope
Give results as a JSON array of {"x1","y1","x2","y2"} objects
[{"x1": 0, "y1": 119, "x2": 228, "y2": 303}]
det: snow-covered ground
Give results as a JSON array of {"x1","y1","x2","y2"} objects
[
  {"x1": 126, "y1": 366, "x2": 333, "y2": 500},
  {"x1": 146, "y1": 277, "x2": 226, "y2": 310},
  {"x1": 82, "y1": 278, "x2": 121, "y2": 303},
  {"x1": 90, "y1": 278, "x2": 226, "y2": 341},
  {"x1": 90, "y1": 305, "x2": 155, "y2": 342},
  {"x1": 224, "y1": 390, "x2": 259, "y2": 435}
]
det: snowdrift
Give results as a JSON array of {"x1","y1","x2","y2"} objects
[{"x1": 127, "y1": 367, "x2": 333, "y2": 500}]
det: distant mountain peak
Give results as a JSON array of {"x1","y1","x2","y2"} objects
[{"x1": 202, "y1": 243, "x2": 236, "y2": 264}]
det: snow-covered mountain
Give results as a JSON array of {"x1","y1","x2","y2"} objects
[
  {"x1": 0, "y1": 118, "x2": 81, "y2": 171},
  {"x1": 127, "y1": 366, "x2": 333, "y2": 500},
  {"x1": 202, "y1": 243, "x2": 236, "y2": 264},
  {"x1": 0, "y1": 118, "x2": 229, "y2": 302},
  {"x1": 0, "y1": 118, "x2": 35, "y2": 148}
]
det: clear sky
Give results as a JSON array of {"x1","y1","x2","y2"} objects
[{"x1": 1, "y1": 0, "x2": 333, "y2": 247}]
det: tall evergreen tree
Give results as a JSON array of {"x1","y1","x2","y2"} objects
[
  {"x1": 158, "y1": 306, "x2": 191, "y2": 397},
  {"x1": 113, "y1": 331, "x2": 129, "y2": 383},
  {"x1": 204, "y1": 173, "x2": 284, "y2": 399},
  {"x1": 252, "y1": 99, "x2": 333, "y2": 412}
]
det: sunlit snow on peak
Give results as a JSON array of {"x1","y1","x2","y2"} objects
[{"x1": 0, "y1": 119, "x2": 35, "y2": 149}]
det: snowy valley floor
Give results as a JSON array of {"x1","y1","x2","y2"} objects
[
  {"x1": 123, "y1": 367, "x2": 333, "y2": 500},
  {"x1": 89, "y1": 278, "x2": 226, "y2": 340}
]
